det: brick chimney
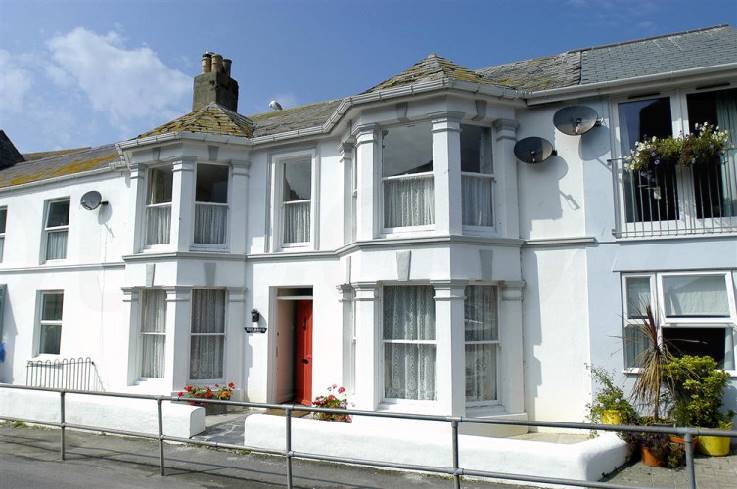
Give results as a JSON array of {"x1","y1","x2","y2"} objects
[{"x1": 192, "y1": 52, "x2": 239, "y2": 112}]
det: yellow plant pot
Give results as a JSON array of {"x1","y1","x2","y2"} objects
[
  {"x1": 699, "y1": 434, "x2": 732, "y2": 457},
  {"x1": 601, "y1": 410, "x2": 623, "y2": 425}
]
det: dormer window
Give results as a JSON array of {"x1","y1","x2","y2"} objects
[
  {"x1": 194, "y1": 163, "x2": 229, "y2": 246},
  {"x1": 145, "y1": 167, "x2": 173, "y2": 246},
  {"x1": 43, "y1": 199, "x2": 69, "y2": 261},
  {"x1": 461, "y1": 125, "x2": 493, "y2": 228},
  {"x1": 382, "y1": 122, "x2": 435, "y2": 230}
]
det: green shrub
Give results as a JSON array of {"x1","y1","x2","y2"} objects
[{"x1": 587, "y1": 366, "x2": 638, "y2": 424}]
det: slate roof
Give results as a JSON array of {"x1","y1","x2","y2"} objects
[
  {"x1": 249, "y1": 99, "x2": 343, "y2": 138},
  {"x1": 365, "y1": 53, "x2": 493, "y2": 92},
  {"x1": 138, "y1": 102, "x2": 255, "y2": 139},
  {"x1": 475, "y1": 51, "x2": 582, "y2": 91}
]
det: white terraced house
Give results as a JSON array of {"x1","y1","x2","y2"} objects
[{"x1": 0, "y1": 25, "x2": 736, "y2": 442}]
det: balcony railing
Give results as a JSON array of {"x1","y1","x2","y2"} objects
[{"x1": 611, "y1": 149, "x2": 737, "y2": 238}]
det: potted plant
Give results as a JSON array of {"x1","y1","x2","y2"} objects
[
  {"x1": 664, "y1": 355, "x2": 733, "y2": 457},
  {"x1": 178, "y1": 382, "x2": 236, "y2": 415},
  {"x1": 587, "y1": 366, "x2": 637, "y2": 425},
  {"x1": 630, "y1": 305, "x2": 673, "y2": 421},
  {"x1": 312, "y1": 384, "x2": 351, "y2": 423}
]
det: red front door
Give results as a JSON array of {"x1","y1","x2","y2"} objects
[{"x1": 294, "y1": 300, "x2": 313, "y2": 405}]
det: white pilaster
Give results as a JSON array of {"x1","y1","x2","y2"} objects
[
  {"x1": 433, "y1": 280, "x2": 467, "y2": 415},
  {"x1": 227, "y1": 287, "x2": 247, "y2": 398},
  {"x1": 353, "y1": 125, "x2": 379, "y2": 241},
  {"x1": 164, "y1": 286, "x2": 192, "y2": 393},
  {"x1": 431, "y1": 113, "x2": 464, "y2": 235},
  {"x1": 229, "y1": 160, "x2": 251, "y2": 254},
  {"x1": 122, "y1": 287, "x2": 141, "y2": 386},
  {"x1": 353, "y1": 282, "x2": 379, "y2": 409},
  {"x1": 126, "y1": 165, "x2": 145, "y2": 254},
  {"x1": 492, "y1": 119, "x2": 520, "y2": 238},
  {"x1": 170, "y1": 157, "x2": 197, "y2": 251},
  {"x1": 500, "y1": 281, "x2": 525, "y2": 413},
  {"x1": 339, "y1": 141, "x2": 356, "y2": 245}
]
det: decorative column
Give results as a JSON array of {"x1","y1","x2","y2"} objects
[
  {"x1": 339, "y1": 141, "x2": 356, "y2": 245},
  {"x1": 125, "y1": 163, "x2": 146, "y2": 254},
  {"x1": 500, "y1": 281, "x2": 525, "y2": 413},
  {"x1": 164, "y1": 286, "x2": 192, "y2": 393},
  {"x1": 433, "y1": 280, "x2": 467, "y2": 415},
  {"x1": 170, "y1": 157, "x2": 197, "y2": 252},
  {"x1": 353, "y1": 124, "x2": 379, "y2": 241},
  {"x1": 492, "y1": 119, "x2": 520, "y2": 238},
  {"x1": 352, "y1": 282, "x2": 379, "y2": 409},
  {"x1": 432, "y1": 113, "x2": 464, "y2": 236},
  {"x1": 226, "y1": 287, "x2": 247, "y2": 398},
  {"x1": 122, "y1": 287, "x2": 141, "y2": 386},
  {"x1": 337, "y1": 284, "x2": 356, "y2": 393},
  {"x1": 229, "y1": 159, "x2": 251, "y2": 254}
]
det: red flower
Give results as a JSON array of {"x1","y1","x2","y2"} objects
[
  {"x1": 177, "y1": 391, "x2": 183, "y2": 397},
  {"x1": 184, "y1": 385, "x2": 192, "y2": 392},
  {"x1": 228, "y1": 382, "x2": 235, "y2": 389},
  {"x1": 338, "y1": 387, "x2": 345, "y2": 394},
  {"x1": 215, "y1": 384, "x2": 219, "y2": 387}
]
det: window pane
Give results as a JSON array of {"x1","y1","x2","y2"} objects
[
  {"x1": 283, "y1": 201, "x2": 310, "y2": 244},
  {"x1": 462, "y1": 175, "x2": 493, "y2": 227},
  {"x1": 39, "y1": 324, "x2": 62, "y2": 355},
  {"x1": 466, "y1": 344, "x2": 496, "y2": 402},
  {"x1": 191, "y1": 290, "x2": 226, "y2": 334},
  {"x1": 623, "y1": 324, "x2": 650, "y2": 369},
  {"x1": 461, "y1": 125, "x2": 492, "y2": 173},
  {"x1": 625, "y1": 277, "x2": 650, "y2": 319},
  {"x1": 464, "y1": 286, "x2": 497, "y2": 341},
  {"x1": 45, "y1": 230, "x2": 68, "y2": 260},
  {"x1": 618, "y1": 97, "x2": 672, "y2": 155},
  {"x1": 148, "y1": 167, "x2": 173, "y2": 204},
  {"x1": 194, "y1": 204, "x2": 227, "y2": 245},
  {"x1": 0, "y1": 208, "x2": 6, "y2": 234},
  {"x1": 41, "y1": 293, "x2": 64, "y2": 321},
  {"x1": 145, "y1": 206, "x2": 171, "y2": 245},
  {"x1": 383, "y1": 175, "x2": 435, "y2": 228},
  {"x1": 196, "y1": 164, "x2": 229, "y2": 203},
  {"x1": 190, "y1": 336, "x2": 224, "y2": 379},
  {"x1": 141, "y1": 335, "x2": 165, "y2": 378},
  {"x1": 382, "y1": 123, "x2": 433, "y2": 177},
  {"x1": 283, "y1": 159, "x2": 311, "y2": 201},
  {"x1": 384, "y1": 343, "x2": 436, "y2": 400},
  {"x1": 663, "y1": 275, "x2": 730, "y2": 317},
  {"x1": 141, "y1": 290, "x2": 166, "y2": 333},
  {"x1": 46, "y1": 200, "x2": 69, "y2": 228},
  {"x1": 383, "y1": 286, "x2": 435, "y2": 340},
  {"x1": 663, "y1": 327, "x2": 734, "y2": 370}
]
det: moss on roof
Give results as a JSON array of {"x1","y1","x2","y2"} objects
[
  {"x1": 248, "y1": 99, "x2": 343, "y2": 137},
  {"x1": 138, "y1": 103, "x2": 255, "y2": 139},
  {"x1": 475, "y1": 51, "x2": 582, "y2": 91},
  {"x1": 22, "y1": 147, "x2": 91, "y2": 161}
]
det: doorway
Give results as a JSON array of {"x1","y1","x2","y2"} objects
[{"x1": 274, "y1": 288, "x2": 313, "y2": 405}]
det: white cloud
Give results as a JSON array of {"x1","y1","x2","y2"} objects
[
  {"x1": 46, "y1": 27, "x2": 190, "y2": 123},
  {"x1": 0, "y1": 49, "x2": 33, "y2": 112}
]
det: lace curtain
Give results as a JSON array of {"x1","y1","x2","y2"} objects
[
  {"x1": 141, "y1": 290, "x2": 166, "y2": 378},
  {"x1": 190, "y1": 289, "x2": 226, "y2": 379},
  {"x1": 626, "y1": 277, "x2": 651, "y2": 318},
  {"x1": 624, "y1": 325, "x2": 650, "y2": 369},
  {"x1": 716, "y1": 91, "x2": 737, "y2": 217},
  {"x1": 145, "y1": 206, "x2": 171, "y2": 245},
  {"x1": 384, "y1": 175, "x2": 435, "y2": 228},
  {"x1": 194, "y1": 204, "x2": 228, "y2": 245},
  {"x1": 45, "y1": 230, "x2": 68, "y2": 260},
  {"x1": 283, "y1": 201, "x2": 310, "y2": 244},
  {"x1": 383, "y1": 286, "x2": 436, "y2": 400},
  {"x1": 465, "y1": 286, "x2": 498, "y2": 402},
  {"x1": 462, "y1": 175, "x2": 493, "y2": 227}
]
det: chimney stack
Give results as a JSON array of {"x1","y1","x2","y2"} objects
[{"x1": 192, "y1": 51, "x2": 239, "y2": 112}]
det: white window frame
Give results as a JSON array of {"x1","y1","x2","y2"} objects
[
  {"x1": 35, "y1": 290, "x2": 64, "y2": 357},
  {"x1": 139, "y1": 288, "x2": 167, "y2": 380},
  {"x1": 621, "y1": 274, "x2": 658, "y2": 373},
  {"x1": 188, "y1": 288, "x2": 228, "y2": 383},
  {"x1": 379, "y1": 122, "x2": 436, "y2": 236},
  {"x1": 270, "y1": 149, "x2": 318, "y2": 251},
  {"x1": 379, "y1": 284, "x2": 438, "y2": 408},
  {"x1": 657, "y1": 270, "x2": 737, "y2": 325},
  {"x1": 460, "y1": 124, "x2": 496, "y2": 234},
  {"x1": 144, "y1": 165, "x2": 173, "y2": 249},
  {"x1": 464, "y1": 284, "x2": 502, "y2": 408},
  {"x1": 192, "y1": 162, "x2": 231, "y2": 250},
  {"x1": 42, "y1": 198, "x2": 70, "y2": 263},
  {"x1": 0, "y1": 206, "x2": 7, "y2": 263}
]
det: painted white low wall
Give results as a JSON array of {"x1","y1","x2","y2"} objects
[
  {"x1": 244, "y1": 414, "x2": 628, "y2": 487},
  {"x1": 0, "y1": 389, "x2": 205, "y2": 438}
]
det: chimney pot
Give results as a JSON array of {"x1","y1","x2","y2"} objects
[
  {"x1": 223, "y1": 59, "x2": 232, "y2": 77},
  {"x1": 201, "y1": 53, "x2": 212, "y2": 73},
  {"x1": 192, "y1": 53, "x2": 238, "y2": 112},
  {"x1": 211, "y1": 54, "x2": 223, "y2": 73}
]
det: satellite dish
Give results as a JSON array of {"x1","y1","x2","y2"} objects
[
  {"x1": 514, "y1": 137, "x2": 556, "y2": 164},
  {"x1": 553, "y1": 105, "x2": 600, "y2": 136},
  {"x1": 80, "y1": 191, "x2": 106, "y2": 211}
]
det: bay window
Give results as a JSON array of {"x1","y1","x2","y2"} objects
[
  {"x1": 461, "y1": 125, "x2": 494, "y2": 228},
  {"x1": 190, "y1": 289, "x2": 226, "y2": 380},
  {"x1": 383, "y1": 285, "x2": 436, "y2": 401},
  {"x1": 43, "y1": 199, "x2": 69, "y2": 261},
  {"x1": 382, "y1": 123, "x2": 435, "y2": 229},
  {"x1": 140, "y1": 289, "x2": 166, "y2": 379},
  {"x1": 282, "y1": 158, "x2": 311, "y2": 245},
  {"x1": 194, "y1": 164, "x2": 229, "y2": 246},
  {"x1": 38, "y1": 291, "x2": 63, "y2": 355},
  {"x1": 145, "y1": 167, "x2": 172, "y2": 246},
  {"x1": 464, "y1": 285, "x2": 499, "y2": 403}
]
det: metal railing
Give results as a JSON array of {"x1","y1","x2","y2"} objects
[
  {"x1": 25, "y1": 357, "x2": 103, "y2": 391},
  {"x1": 611, "y1": 149, "x2": 737, "y2": 238},
  {"x1": 0, "y1": 383, "x2": 735, "y2": 489}
]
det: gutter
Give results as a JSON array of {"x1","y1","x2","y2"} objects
[{"x1": 0, "y1": 167, "x2": 117, "y2": 195}]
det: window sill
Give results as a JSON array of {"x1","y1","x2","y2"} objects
[
  {"x1": 30, "y1": 353, "x2": 61, "y2": 362},
  {"x1": 378, "y1": 400, "x2": 440, "y2": 415},
  {"x1": 190, "y1": 245, "x2": 230, "y2": 253},
  {"x1": 466, "y1": 403, "x2": 506, "y2": 417}
]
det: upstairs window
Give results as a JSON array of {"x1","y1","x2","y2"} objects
[
  {"x1": 38, "y1": 291, "x2": 64, "y2": 355},
  {"x1": 461, "y1": 125, "x2": 494, "y2": 227},
  {"x1": 194, "y1": 164, "x2": 229, "y2": 246},
  {"x1": 382, "y1": 123, "x2": 435, "y2": 229},
  {"x1": 282, "y1": 158, "x2": 312, "y2": 245},
  {"x1": 0, "y1": 207, "x2": 6, "y2": 262},
  {"x1": 145, "y1": 167, "x2": 173, "y2": 246},
  {"x1": 43, "y1": 199, "x2": 69, "y2": 261}
]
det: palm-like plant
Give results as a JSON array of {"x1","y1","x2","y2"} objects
[{"x1": 631, "y1": 305, "x2": 673, "y2": 420}]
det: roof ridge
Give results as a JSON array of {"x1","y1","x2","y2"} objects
[{"x1": 570, "y1": 24, "x2": 730, "y2": 53}]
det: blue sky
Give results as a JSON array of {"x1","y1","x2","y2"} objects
[{"x1": 1, "y1": 0, "x2": 735, "y2": 152}]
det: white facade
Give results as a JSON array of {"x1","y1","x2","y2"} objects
[{"x1": 1, "y1": 55, "x2": 736, "y2": 431}]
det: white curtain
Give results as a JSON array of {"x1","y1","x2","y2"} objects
[
  {"x1": 626, "y1": 277, "x2": 651, "y2": 318},
  {"x1": 145, "y1": 206, "x2": 171, "y2": 245},
  {"x1": 283, "y1": 201, "x2": 310, "y2": 244},
  {"x1": 190, "y1": 289, "x2": 226, "y2": 379},
  {"x1": 716, "y1": 91, "x2": 737, "y2": 217},
  {"x1": 663, "y1": 275, "x2": 729, "y2": 317},
  {"x1": 141, "y1": 290, "x2": 166, "y2": 378},
  {"x1": 624, "y1": 324, "x2": 649, "y2": 369},
  {"x1": 384, "y1": 175, "x2": 435, "y2": 228},
  {"x1": 383, "y1": 286, "x2": 436, "y2": 400},
  {"x1": 194, "y1": 204, "x2": 228, "y2": 245},
  {"x1": 724, "y1": 329, "x2": 735, "y2": 371},
  {"x1": 465, "y1": 286, "x2": 498, "y2": 402},
  {"x1": 46, "y1": 230, "x2": 68, "y2": 260},
  {"x1": 462, "y1": 175, "x2": 493, "y2": 227},
  {"x1": 0, "y1": 237, "x2": 5, "y2": 261}
]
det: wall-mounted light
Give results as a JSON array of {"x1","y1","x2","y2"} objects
[{"x1": 251, "y1": 309, "x2": 261, "y2": 324}]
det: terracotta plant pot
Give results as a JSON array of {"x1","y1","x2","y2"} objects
[
  {"x1": 669, "y1": 434, "x2": 698, "y2": 451},
  {"x1": 601, "y1": 410, "x2": 623, "y2": 425},
  {"x1": 640, "y1": 445, "x2": 665, "y2": 467}
]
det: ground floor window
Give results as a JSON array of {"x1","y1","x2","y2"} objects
[
  {"x1": 464, "y1": 285, "x2": 499, "y2": 403},
  {"x1": 140, "y1": 289, "x2": 166, "y2": 379},
  {"x1": 383, "y1": 285, "x2": 436, "y2": 400},
  {"x1": 38, "y1": 291, "x2": 64, "y2": 355},
  {"x1": 190, "y1": 289, "x2": 226, "y2": 380}
]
